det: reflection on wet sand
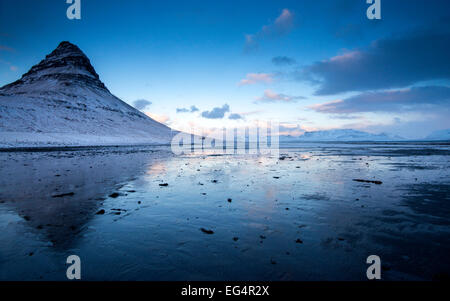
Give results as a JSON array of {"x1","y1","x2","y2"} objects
[{"x1": 0, "y1": 147, "x2": 172, "y2": 249}]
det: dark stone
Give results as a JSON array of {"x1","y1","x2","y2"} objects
[
  {"x1": 353, "y1": 179, "x2": 383, "y2": 185},
  {"x1": 52, "y1": 192, "x2": 75, "y2": 198},
  {"x1": 200, "y1": 228, "x2": 214, "y2": 234}
]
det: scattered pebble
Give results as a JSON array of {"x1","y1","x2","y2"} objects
[
  {"x1": 109, "y1": 192, "x2": 120, "y2": 198},
  {"x1": 96, "y1": 209, "x2": 105, "y2": 215},
  {"x1": 52, "y1": 192, "x2": 75, "y2": 198},
  {"x1": 200, "y1": 228, "x2": 214, "y2": 234},
  {"x1": 353, "y1": 179, "x2": 382, "y2": 185},
  {"x1": 159, "y1": 183, "x2": 169, "y2": 187}
]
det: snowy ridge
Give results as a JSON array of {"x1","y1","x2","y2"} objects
[{"x1": 0, "y1": 41, "x2": 173, "y2": 148}]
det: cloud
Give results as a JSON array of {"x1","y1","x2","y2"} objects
[
  {"x1": 177, "y1": 105, "x2": 199, "y2": 113},
  {"x1": 133, "y1": 99, "x2": 152, "y2": 110},
  {"x1": 299, "y1": 26, "x2": 450, "y2": 95},
  {"x1": 228, "y1": 113, "x2": 243, "y2": 120},
  {"x1": 255, "y1": 89, "x2": 305, "y2": 103},
  {"x1": 278, "y1": 123, "x2": 308, "y2": 136},
  {"x1": 245, "y1": 9, "x2": 295, "y2": 51},
  {"x1": 238, "y1": 73, "x2": 274, "y2": 86},
  {"x1": 329, "y1": 114, "x2": 363, "y2": 120},
  {"x1": 308, "y1": 86, "x2": 450, "y2": 113},
  {"x1": 272, "y1": 56, "x2": 296, "y2": 66},
  {"x1": 201, "y1": 104, "x2": 230, "y2": 119},
  {"x1": 145, "y1": 112, "x2": 170, "y2": 124}
]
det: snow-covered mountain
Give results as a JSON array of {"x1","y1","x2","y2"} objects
[
  {"x1": 425, "y1": 129, "x2": 450, "y2": 141},
  {"x1": 0, "y1": 41, "x2": 173, "y2": 148},
  {"x1": 280, "y1": 129, "x2": 403, "y2": 142}
]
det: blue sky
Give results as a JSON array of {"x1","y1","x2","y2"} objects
[{"x1": 1, "y1": 0, "x2": 450, "y2": 138}]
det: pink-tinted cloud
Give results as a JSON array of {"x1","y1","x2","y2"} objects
[
  {"x1": 308, "y1": 86, "x2": 450, "y2": 113},
  {"x1": 145, "y1": 112, "x2": 170, "y2": 124},
  {"x1": 255, "y1": 89, "x2": 304, "y2": 103},
  {"x1": 238, "y1": 73, "x2": 274, "y2": 86}
]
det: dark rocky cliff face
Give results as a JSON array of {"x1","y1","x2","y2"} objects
[{"x1": 1, "y1": 41, "x2": 107, "y2": 93}]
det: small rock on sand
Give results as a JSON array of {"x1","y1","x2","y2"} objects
[
  {"x1": 200, "y1": 228, "x2": 214, "y2": 234},
  {"x1": 353, "y1": 179, "x2": 382, "y2": 185},
  {"x1": 96, "y1": 209, "x2": 105, "y2": 215},
  {"x1": 52, "y1": 192, "x2": 75, "y2": 198},
  {"x1": 159, "y1": 183, "x2": 169, "y2": 187}
]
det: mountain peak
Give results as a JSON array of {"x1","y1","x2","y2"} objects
[
  {"x1": 1, "y1": 41, "x2": 104, "y2": 92},
  {"x1": 48, "y1": 41, "x2": 86, "y2": 59}
]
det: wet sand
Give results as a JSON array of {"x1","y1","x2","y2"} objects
[{"x1": 0, "y1": 142, "x2": 449, "y2": 280}]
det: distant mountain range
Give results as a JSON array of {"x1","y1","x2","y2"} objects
[
  {"x1": 281, "y1": 128, "x2": 450, "y2": 142},
  {"x1": 280, "y1": 129, "x2": 404, "y2": 142},
  {"x1": 0, "y1": 41, "x2": 173, "y2": 148}
]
